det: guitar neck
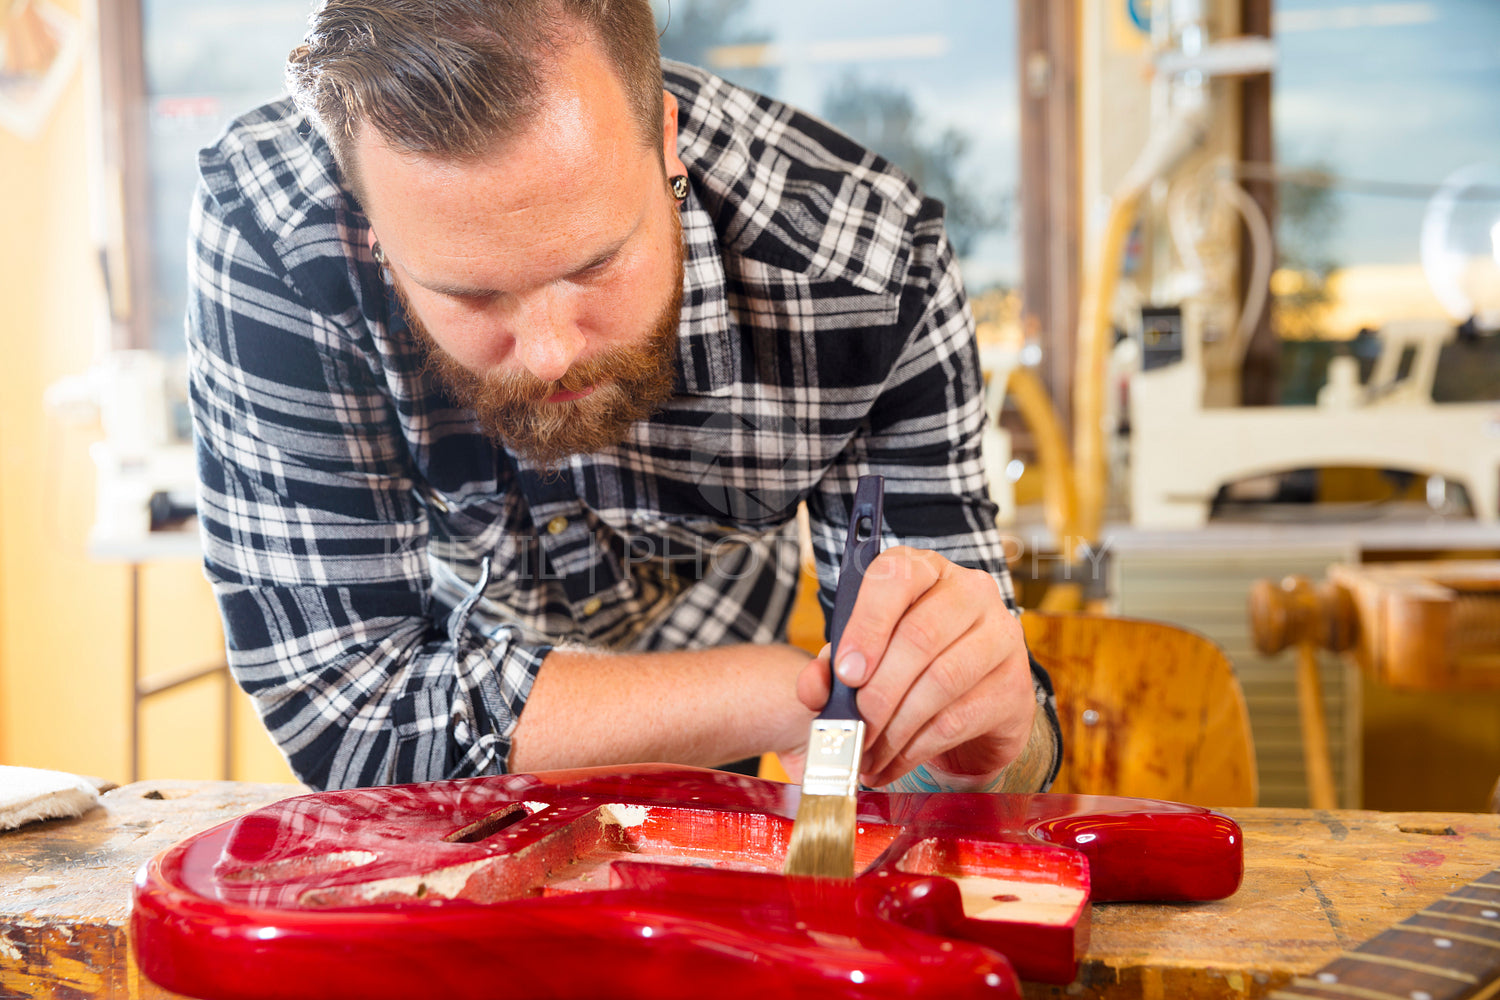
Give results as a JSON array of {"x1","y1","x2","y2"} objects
[{"x1": 1271, "y1": 869, "x2": 1500, "y2": 1000}]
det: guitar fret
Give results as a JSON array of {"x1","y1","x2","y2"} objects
[
  {"x1": 1341, "y1": 951, "x2": 1479, "y2": 983},
  {"x1": 1415, "y1": 914, "x2": 1500, "y2": 935},
  {"x1": 1395, "y1": 924, "x2": 1500, "y2": 951},
  {"x1": 1271, "y1": 976, "x2": 1423, "y2": 1000},
  {"x1": 1442, "y1": 896, "x2": 1500, "y2": 911},
  {"x1": 1275, "y1": 869, "x2": 1500, "y2": 1000}
]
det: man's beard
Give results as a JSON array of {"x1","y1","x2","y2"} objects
[{"x1": 398, "y1": 243, "x2": 683, "y2": 468}]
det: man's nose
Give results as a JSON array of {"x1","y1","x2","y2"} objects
[{"x1": 510, "y1": 289, "x2": 585, "y2": 383}]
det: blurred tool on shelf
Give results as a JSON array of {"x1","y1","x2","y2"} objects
[
  {"x1": 1130, "y1": 318, "x2": 1500, "y2": 528},
  {"x1": 44, "y1": 349, "x2": 197, "y2": 552}
]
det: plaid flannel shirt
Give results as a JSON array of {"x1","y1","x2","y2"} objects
[{"x1": 188, "y1": 60, "x2": 1062, "y2": 791}]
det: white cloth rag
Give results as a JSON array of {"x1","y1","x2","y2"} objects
[{"x1": 0, "y1": 765, "x2": 101, "y2": 831}]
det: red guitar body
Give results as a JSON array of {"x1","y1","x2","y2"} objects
[{"x1": 131, "y1": 765, "x2": 1242, "y2": 1000}]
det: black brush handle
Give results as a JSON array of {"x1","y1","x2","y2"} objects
[{"x1": 819, "y1": 475, "x2": 884, "y2": 722}]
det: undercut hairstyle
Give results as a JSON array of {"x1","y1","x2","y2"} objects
[{"x1": 286, "y1": 0, "x2": 665, "y2": 199}]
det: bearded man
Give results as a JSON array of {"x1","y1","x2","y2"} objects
[{"x1": 188, "y1": 0, "x2": 1061, "y2": 793}]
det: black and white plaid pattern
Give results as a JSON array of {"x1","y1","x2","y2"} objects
[{"x1": 188, "y1": 61, "x2": 1060, "y2": 791}]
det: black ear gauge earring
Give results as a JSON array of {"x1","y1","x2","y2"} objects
[
  {"x1": 372, "y1": 241, "x2": 388, "y2": 266},
  {"x1": 669, "y1": 175, "x2": 689, "y2": 201}
]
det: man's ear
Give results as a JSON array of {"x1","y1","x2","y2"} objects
[{"x1": 661, "y1": 90, "x2": 688, "y2": 178}]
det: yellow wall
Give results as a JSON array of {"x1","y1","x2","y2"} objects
[{"x1": 0, "y1": 1, "x2": 293, "y2": 786}]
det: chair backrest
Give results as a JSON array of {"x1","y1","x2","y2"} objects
[{"x1": 1022, "y1": 611, "x2": 1258, "y2": 808}]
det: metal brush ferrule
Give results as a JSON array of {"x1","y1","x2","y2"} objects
[{"x1": 798, "y1": 719, "x2": 865, "y2": 798}]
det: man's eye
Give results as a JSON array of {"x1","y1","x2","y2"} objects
[
  {"x1": 449, "y1": 290, "x2": 497, "y2": 304},
  {"x1": 578, "y1": 254, "x2": 616, "y2": 277}
]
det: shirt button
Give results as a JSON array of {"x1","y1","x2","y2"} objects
[
  {"x1": 546, "y1": 515, "x2": 568, "y2": 535},
  {"x1": 581, "y1": 597, "x2": 602, "y2": 617}
]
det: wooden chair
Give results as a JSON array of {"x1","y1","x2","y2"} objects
[{"x1": 1022, "y1": 611, "x2": 1258, "y2": 808}]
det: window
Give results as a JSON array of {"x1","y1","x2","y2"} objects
[
  {"x1": 1272, "y1": 0, "x2": 1500, "y2": 344},
  {"x1": 135, "y1": 1, "x2": 311, "y2": 353},
  {"x1": 656, "y1": 0, "x2": 1022, "y2": 311},
  {"x1": 108, "y1": 2, "x2": 1025, "y2": 352}
]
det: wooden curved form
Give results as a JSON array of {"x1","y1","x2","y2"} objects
[
  {"x1": 131, "y1": 765, "x2": 1243, "y2": 1000},
  {"x1": 1022, "y1": 611, "x2": 1259, "y2": 808},
  {"x1": 1073, "y1": 192, "x2": 1141, "y2": 546},
  {"x1": 1004, "y1": 365, "x2": 1079, "y2": 550}
]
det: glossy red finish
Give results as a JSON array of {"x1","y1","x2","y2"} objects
[{"x1": 131, "y1": 765, "x2": 1242, "y2": 1000}]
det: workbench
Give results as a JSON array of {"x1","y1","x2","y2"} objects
[{"x1": 3, "y1": 780, "x2": 1497, "y2": 999}]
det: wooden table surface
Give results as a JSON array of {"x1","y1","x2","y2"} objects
[{"x1": 3, "y1": 780, "x2": 1498, "y2": 1000}]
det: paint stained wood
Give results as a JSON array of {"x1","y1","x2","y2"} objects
[
  {"x1": 1025, "y1": 808, "x2": 1500, "y2": 998},
  {"x1": 1, "y1": 781, "x2": 301, "y2": 1000}
]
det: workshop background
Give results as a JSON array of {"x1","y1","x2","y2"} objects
[{"x1": 1, "y1": 0, "x2": 1497, "y2": 807}]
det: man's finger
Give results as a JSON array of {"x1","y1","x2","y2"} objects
[
  {"x1": 859, "y1": 618, "x2": 996, "y2": 777},
  {"x1": 830, "y1": 546, "x2": 943, "y2": 688},
  {"x1": 863, "y1": 650, "x2": 1034, "y2": 788},
  {"x1": 794, "y1": 644, "x2": 833, "y2": 712},
  {"x1": 846, "y1": 562, "x2": 994, "y2": 750}
]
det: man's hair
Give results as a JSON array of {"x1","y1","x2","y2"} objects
[{"x1": 286, "y1": 0, "x2": 665, "y2": 197}]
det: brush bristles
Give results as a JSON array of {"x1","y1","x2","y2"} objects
[
  {"x1": 784, "y1": 716, "x2": 864, "y2": 877},
  {"x1": 783, "y1": 790, "x2": 858, "y2": 878}
]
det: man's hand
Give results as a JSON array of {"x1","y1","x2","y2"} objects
[{"x1": 794, "y1": 547, "x2": 1035, "y2": 790}]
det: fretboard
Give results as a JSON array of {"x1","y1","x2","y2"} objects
[{"x1": 1270, "y1": 868, "x2": 1500, "y2": 1000}]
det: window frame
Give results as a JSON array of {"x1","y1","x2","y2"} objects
[{"x1": 95, "y1": 0, "x2": 153, "y2": 351}]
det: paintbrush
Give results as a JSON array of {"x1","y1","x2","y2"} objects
[{"x1": 783, "y1": 474, "x2": 884, "y2": 879}]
